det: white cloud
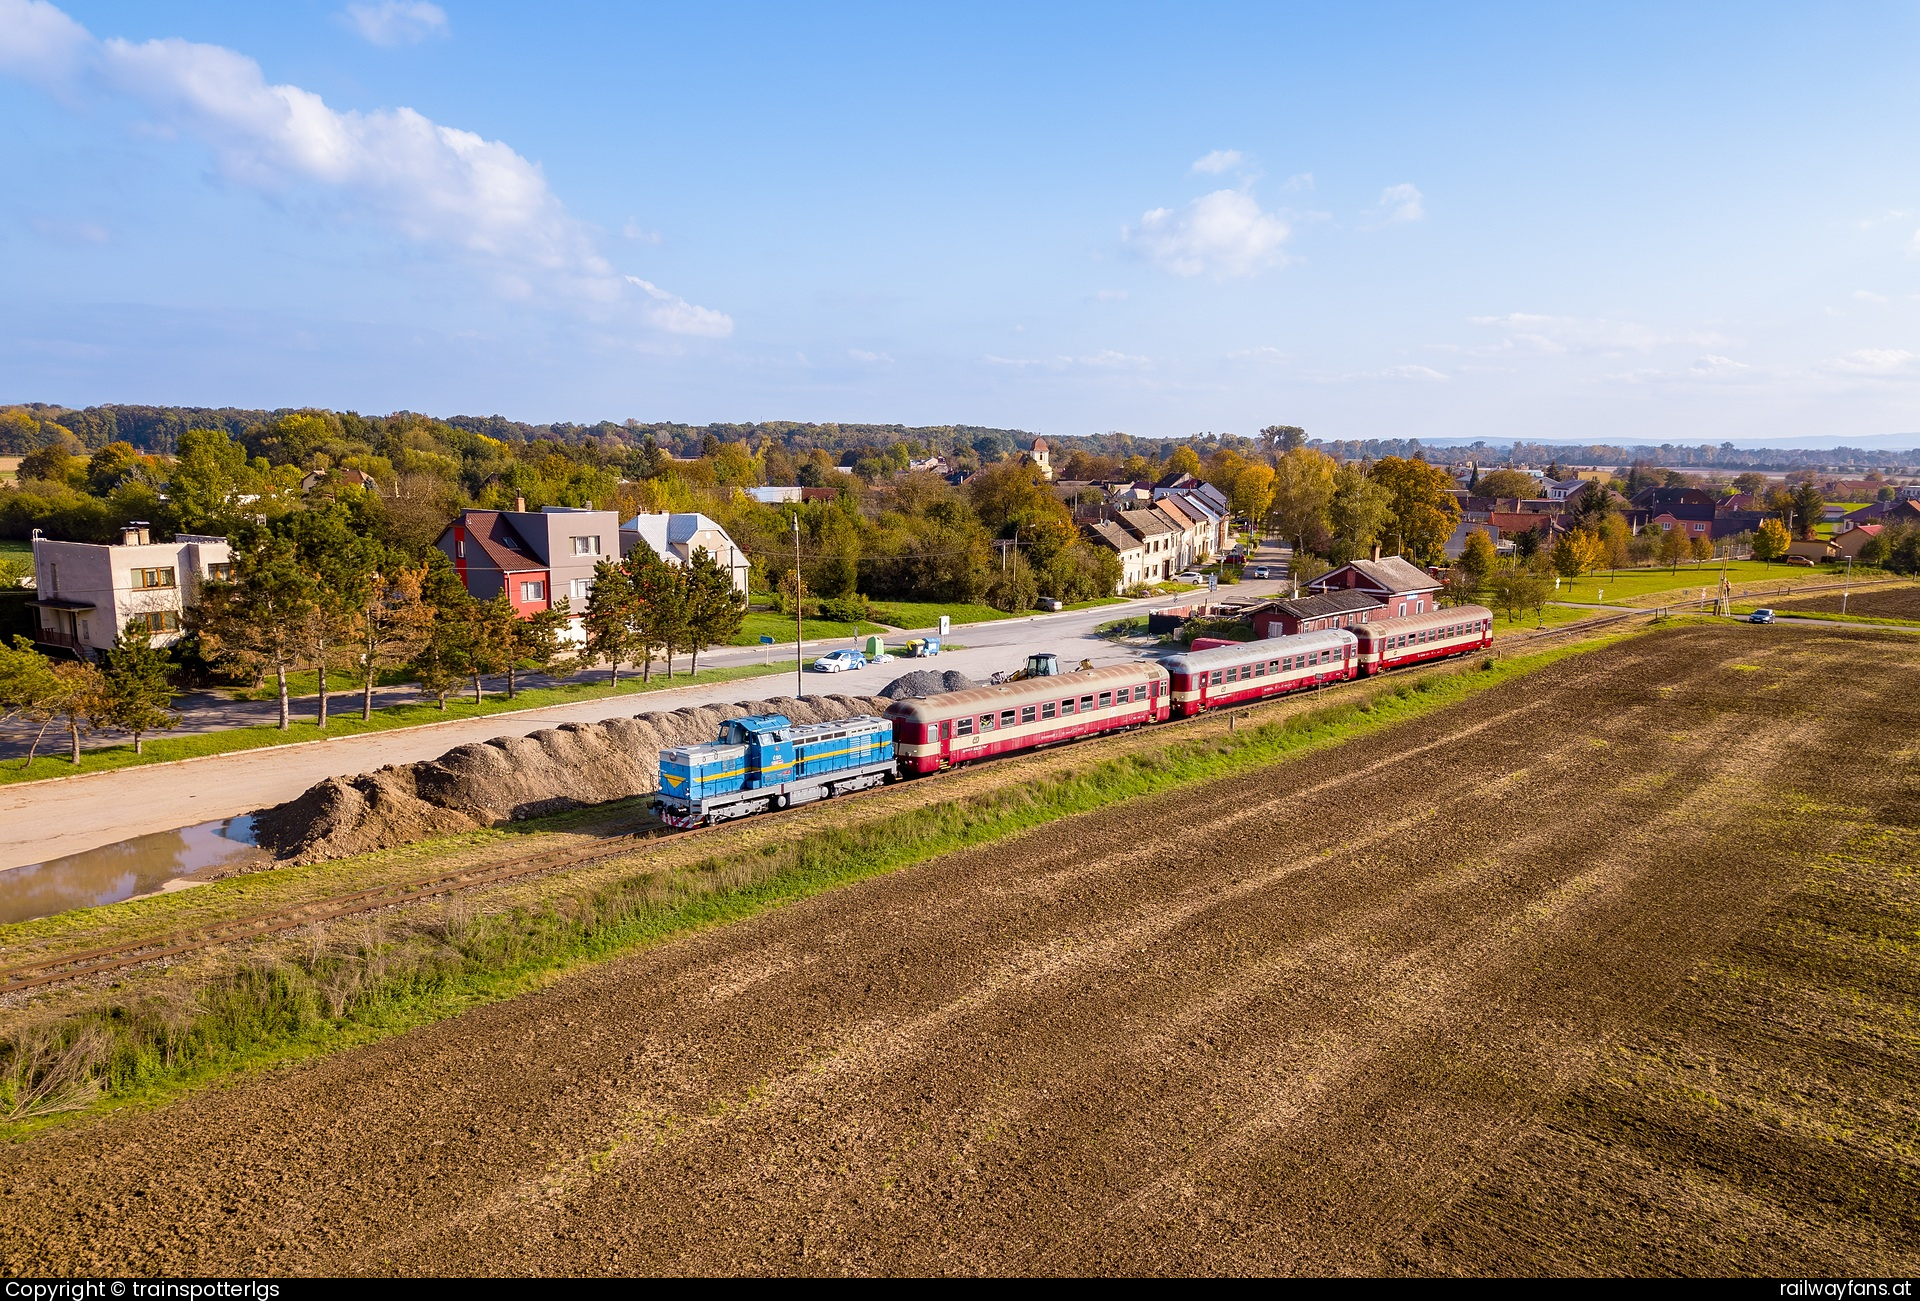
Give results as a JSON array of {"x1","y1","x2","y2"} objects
[
  {"x1": 1854, "y1": 289, "x2": 1890, "y2": 303},
  {"x1": 342, "y1": 2, "x2": 448, "y2": 47},
  {"x1": 1282, "y1": 172, "x2": 1315, "y2": 191},
  {"x1": 625, "y1": 278, "x2": 733, "y2": 338},
  {"x1": 620, "y1": 219, "x2": 662, "y2": 244},
  {"x1": 1378, "y1": 364, "x2": 1448, "y2": 381},
  {"x1": 1689, "y1": 354, "x2": 1750, "y2": 377},
  {"x1": 0, "y1": 0, "x2": 729, "y2": 337},
  {"x1": 1125, "y1": 189, "x2": 1290, "y2": 279},
  {"x1": 1362, "y1": 182, "x2": 1424, "y2": 228},
  {"x1": 1227, "y1": 346, "x2": 1287, "y2": 363},
  {"x1": 1468, "y1": 313, "x2": 1726, "y2": 355},
  {"x1": 1824, "y1": 348, "x2": 1918, "y2": 376},
  {"x1": 847, "y1": 348, "x2": 892, "y2": 364},
  {"x1": 1191, "y1": 149, "x2": 1245, "y2": 174},
  {"x1": 983, "y1": 351, "x2": 1151, "y2": 371}
]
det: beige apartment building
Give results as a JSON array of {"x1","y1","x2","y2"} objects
[{"x1": 30, "y1": 523, "x2": 232, "y2": 659}]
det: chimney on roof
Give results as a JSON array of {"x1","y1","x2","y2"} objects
[
  {"x1": 514, "y1": 495, "x2": 526, "y2": 513},
  {"x1": 121, "y1": 521, "x2": 150, "y2": 546},
  {"x1": 1370, "y1": 543, "x2": 1382, "y2": 562}
]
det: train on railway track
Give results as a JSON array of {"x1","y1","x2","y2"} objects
[{"x1": 651, "y1": 604, "x2": 1495, "y2": 827}]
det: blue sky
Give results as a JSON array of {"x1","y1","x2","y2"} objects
[{"x1": 3, "y1": 1, "x2": 1918, "y2": 444}]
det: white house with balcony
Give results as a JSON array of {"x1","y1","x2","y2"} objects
[
  {"x1": 29, "y1": 523, "x2": 231, "y2": 659},
  {"x1": 618, "y1": 513, "x2": 752, "y2": 596}
]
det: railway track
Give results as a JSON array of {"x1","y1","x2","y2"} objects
[{"x1": 0, "y1": 611, "x2": 1676, "y2": 999}]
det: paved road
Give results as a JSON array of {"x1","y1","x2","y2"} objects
[{"x1": 0, "y1": 577, "x2": 1294, "y2": 872}]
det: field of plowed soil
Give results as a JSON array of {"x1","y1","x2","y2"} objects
[
  {"x1": 3, "y1": 622, "x2": 1916, "y2": 1276},
  {"x1": 1776, "y1": 582, "x2": 1920, "y2": 622}
]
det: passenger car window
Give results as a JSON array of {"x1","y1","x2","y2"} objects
[
  {"x1": 1098, "y1": 691, "x2": 1112, "y2": 707},
  {"x1": 1000, "y1": 710, "x2": 1017, "y2": 727},
  {"x1": 1021, "y1": 706, "x2": 1036, "y2": 723},
  {"x1": 979, "y1": 714, "x2": 995, "y2": 732},
  {"x1": 957, "y1": 718, "x2": 973, "y2": 736},
  {"x1": 1081, "y1": 695, "x2": 1096, "y2": 710},
  {"x1": 1060, "y1": 698, "x2": 1076, "y2": 714},
  {"x1": 1042, "y1": 701, "x2": 1057, "y2": 719}
]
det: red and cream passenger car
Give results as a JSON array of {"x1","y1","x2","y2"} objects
[
  {"x1": 1161, "y1": 628, "x2": 1359, "y2": 717},
  {"x1": 1354, "y1": 604, "x2": 1494, "y2": 676},
  {"x1": 885, "y1": 663, "x2": 1170, "y2": 774}
]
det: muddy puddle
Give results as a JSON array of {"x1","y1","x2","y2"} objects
[{"x1": 0, "y1": 817, "x2": 263, "y2": 925}]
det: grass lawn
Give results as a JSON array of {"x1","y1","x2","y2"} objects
[
  {"x1": 1548, "y1": 559, "x2": 1854, "y2": 605},
  {"x1": 0, "y1": 661, "x2": 788, "y2": 788},
  {"x1": 1730, "y1": 602, "x2": 1920, "y2": 629},
  {"x1": 865, "y1": 599, "x2": 1021, "y2": 629},
  {"x1": 731, "y1": 611, "x2": 887, "y2": 646},
  {"x1": 1496, "y1": 603, "x2": 1594, "y2": 634},
  {"x1": 0, "y1": 539, "x2": 29, "y2": 560}
]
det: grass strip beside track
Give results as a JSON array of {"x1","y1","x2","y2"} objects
[
  {"x1": 0, "y1": 631, "x2": 1629, "y2": 1134},
  {"x1": 0, "y1": 663, "x2": 788, "y2": 788}
]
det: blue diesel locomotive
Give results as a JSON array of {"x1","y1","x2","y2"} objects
[{"x1": 653, "y1": 713, "x2": 897, "y2": 828}]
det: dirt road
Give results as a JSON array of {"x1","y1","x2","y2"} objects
[{"x1": 3, "y1": 623, "x2": 1914, "y2": 1275}]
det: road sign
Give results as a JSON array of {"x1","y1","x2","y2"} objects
[
  {"x1": 938, "y1": 615, "x2": 950, "y2": 635},
  {"x1": 759, "y1": 635, "x2": 774, "y2": 644}
]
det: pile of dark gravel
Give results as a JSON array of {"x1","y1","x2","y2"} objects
[{"x1": 878, "y1": 669, "x2": 980, "y2": 700}]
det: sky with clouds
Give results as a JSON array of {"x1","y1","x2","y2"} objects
[{"x1": 2, "y1": 1, "x2": 1918, "y2": 443}]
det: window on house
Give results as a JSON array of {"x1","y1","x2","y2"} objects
[
  {"x1": 206, "y1": 563, "x2": 232, "y2": 581},
  {"x1": 455, "y1": 538, "x2": 465, "y2": 559},
  {"x1": 519, "y1": 580, "x2": 546, "y2": 603},
  {"x1": 571, "y1": 536, "x2": 601, "y2": 557},
  {"x1": 957, "y1": 717, "x2": 974, "y2": 736},
  {"x1": 133, "y1": 567, "x2": 176, "y2": 590},
  {"x1": 140, "y1": 611, "x2": 180, "y2": 633},
  {"x1": 571, "y1": 577, "x2": 594, "y2": 600}
]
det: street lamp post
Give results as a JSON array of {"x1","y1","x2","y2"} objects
[
  {"x1": 1843, "y1": 554, "x2": 1853, "y2": 615},
  {"x1": 793, "y1": 514, "x2": 804, "y2": 698}
]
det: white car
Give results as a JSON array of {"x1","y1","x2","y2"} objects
[
  {"x1": 811, "y1": 649, "x2": 868, "y2": 673},
  {"x1": 1174, "y1": 571, "x2": 1205, "y2": 584}
]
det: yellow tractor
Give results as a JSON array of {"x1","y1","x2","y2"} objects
[{"x1": 991, "y1": 652, "x2": 1095, "y2": 684}]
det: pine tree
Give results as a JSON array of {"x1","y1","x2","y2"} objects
[
  {"x1": 683, "y1": 548, "x2": 746, "y2": 675},
  {"x1": 99, "y1": 620, "x2": 179, "y2": 754}
]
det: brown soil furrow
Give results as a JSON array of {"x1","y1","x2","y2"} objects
[{"x1": 0, "y1": 624, "x2": 1913, "y2": 1277}]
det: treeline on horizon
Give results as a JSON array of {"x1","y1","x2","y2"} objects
[{"x1": 3, "y1": 402, "x2": 1915, "y2": 471}]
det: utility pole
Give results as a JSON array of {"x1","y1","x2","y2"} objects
[
  {"x1": 793, "y1": 513, "x2": 804, "y2": 698},
  {"x1": 1843, "y1": 554, "x2": 1853, "y2": 615}
]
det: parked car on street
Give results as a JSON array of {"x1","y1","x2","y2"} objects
[
  {"x1": 1749, "y1": 608, "x2": 1776, "y2": 624},
  {"x1": 811, "y1": 648, "x2": 868, "y2": 672},
  {"x1": 1035, "y1": 597, "x2": 1064, "y2": 612},
  {"x1": 1174, "y1": 570, "x2": 1205, "y2": 584}
]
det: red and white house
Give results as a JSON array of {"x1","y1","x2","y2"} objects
[{"x1": 1306, "y1": 552, "x2": 1441, "y2": 619}]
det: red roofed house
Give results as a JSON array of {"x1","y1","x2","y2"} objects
[
  {"x1": 1830, "y1": 524, "x2": 1883, "y2": 561},
  {"x1": 1306, "y1": 551, "x2": 1442, "y2": 618},
  {"x1": 435, "y1": 501, "x2": 621, "y2": 639}
]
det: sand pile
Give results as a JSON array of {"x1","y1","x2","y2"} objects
[
  {"x1": 877, "y1": 670, "x2": 979, "y2": 700},
  {"x1": 254, "y1": 693, "x2": 891, "y2": 865}
]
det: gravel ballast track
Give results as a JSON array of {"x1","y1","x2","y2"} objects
[{"x1": 3, "y1": 623, "x2": 1916, "y2": 1275}]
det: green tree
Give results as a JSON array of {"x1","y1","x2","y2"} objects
[
  {"x1": 1473, "y1": 468, "x2": 1539, "y2": 500},
  {"x1": 501, "y1": 600, "x2": 572, "y2": 697},
  {"x1": 1788, "y1": 482, "x2": 1824, "y2": 539},
  {"x1": 30, "y1": 659, "x2": 107, "y2": 764},
  {"x1": 98, "y1": 620, "x2": 180, "y2": 754},
  {"x1": 1487, "y1": 567, "x2": 1549, "y2": 625},
  {"x1": 191, "y1": 534, "x2": 316, "y2": 730},
  {"x1": 1327, "y1": 462, "x2": 1393, "y2": 564},
  {"x1": 1752, "y1": 517, "x2": 1791, "y2": 564},
  {"x1": 1457, "y1": 528, "x2": 1498, "y2": 584},
  {"x1": 1369, "y1": 456, "x2": 1461, "y2": 564},
  {"x1": 463, "y1": 595, "x2": 516, "y2": 703},
  {"x1": 682, "y1": 549, "x2": 746, "y2": 675},
  {"x1": 410, "y1": 553, "x2": 475, "y2": 708},
  {"x1": 166, "y1": 428, "x2": 251, "y2": 535},
  {"x1": 1165, "y1": 445, "x2": 1203, "y2": 478},
  {"x1": 1267, "y1": 448, "x2": 1336, "y2": 555},
  {"x1": 0, "y1": 636, "x2": 62, "y2": 767},
  {"x1": 634, "y1": 547, "x2": 691, "y2": 679},
  {"x1": 581, "y1": 555, "x2": 639, "y2": 686},
  {"x1": 354, "y1": 562, "x2": 434, "y2": 720}
]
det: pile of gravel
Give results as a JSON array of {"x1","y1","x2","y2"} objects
[
  {"x1": 253, "y1": 692, "x2": 892, "y2": 865},
  {"x1": 878, "y1": 669, "x2": 979, "y2": 700}
]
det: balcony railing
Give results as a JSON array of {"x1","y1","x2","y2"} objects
[{"x1": 33, "y1": 628, "x2": 84, "y2": 652}]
